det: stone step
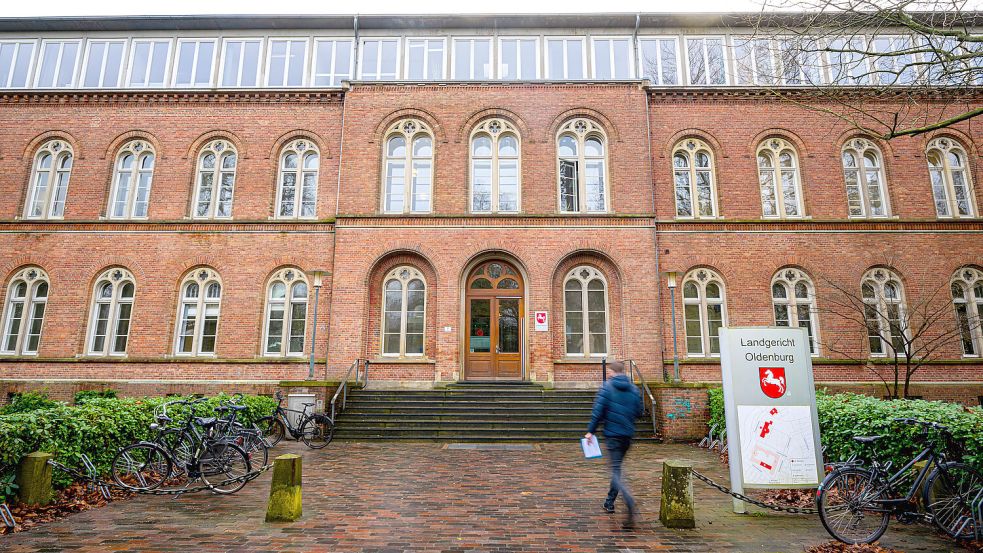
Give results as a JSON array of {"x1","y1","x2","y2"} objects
[
  {"x1": 336, "y1": 413, "x2": 594, "y2": 422},
  {"x1": 346, "y1": 399, "x2": 595, "y2": 408},
  {"x1": 331, "y1": 435, "x2": 661, "y2": 442},
  {"x1": 332, "y1": 427, "x2": 660, "y2": 439},
  {"x1": 354, "y1": 390, "x2": 597, "y2": 398},
  {"x1": 342, "y1": 407, "x2": 594, "y2": 416}
]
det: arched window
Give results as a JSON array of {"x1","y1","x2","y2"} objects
[
  {"x1": 25, "y1": 140, "x2": 73, "y2": 219},
  {"x1": 86, "y1": 268, "x2": 135, "y2": 356},
  {"x1": 470, "y1": 118, "x2": 520, "y2": 213},
  {"x1": 757, "y1": 138, "x2": 803, "y2": 219},
  {"x1": 175, "y1": 268, "x2": 222, "y2": 356},
  {"x1": 109, "y1": 140, "x2": 155, "y2": 219},
  {"x1": 563, "y1": 266, "x2": 609, "y2": 357},
  {"x1": 383, "y1": 119, "x2": 433, "y2": 214},
  {"x1": 193, "y1": 139, "x2": 237, "y2": 219},
  {"x1": 951, "y1": 267, "x2": 983, "y2": 357},
  {"x1": 263, "y1": 267, "x2": 309, "y2": 356},
  {"x1": 842, "y1": 138, "x2": 889, "y2": 218},
  {"x1": 382, "y1": 266, "x2": 426, "y2": 357},
  {"x1": 275, "y1": 139, "x2": 319, "y2": 219},
  {"x1": 1, "y1": 267, "x2": 49, "y2": 356},
  {"x1": 927, "y1": 137, "x2": 976, "y2": 218},
  {"x1": 682, "y1": 268, "x2": 726, "y2": 357},
  {"x1": 772, "y1": 268, "x2": 819, "y2": 355},
  {"x1": 672, "y1": 138, "x2": 717, "y2": 218},
  {"x1": 861, "y1": 268, "x2": 907, "y2": 356},
  {"x1": 557, "y1": 118, "x2": 608, "y2": 213}
]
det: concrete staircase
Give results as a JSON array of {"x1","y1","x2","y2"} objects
[{"x1": 333, "y1": 381, "x2": 658, "y2": 442}]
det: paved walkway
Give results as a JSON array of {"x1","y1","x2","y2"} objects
[{"x1": 2, "y1": 441, "x2": 961, "y2": 552}]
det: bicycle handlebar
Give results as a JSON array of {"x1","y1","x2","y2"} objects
[{"x1": 892, "y1": 418, "x2": 950, "y2": 433}]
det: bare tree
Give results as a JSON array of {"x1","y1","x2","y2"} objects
[
  {"x1": 816, "y1": 266, "x2": 981, "y2": 399},
  {"x1": 738, "y1": 0, "x2": 982, "y2": 139}
]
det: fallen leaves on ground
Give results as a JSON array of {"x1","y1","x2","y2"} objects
[
  {"x1": 805, "y1": 542, "x2": 904, "y2": 553},
  {"x1": 3, "y1": 482, "x2": 133, "y2": 534},
  {"x1": 756, "y1": 487, "x2": 817, "y2": 508}
]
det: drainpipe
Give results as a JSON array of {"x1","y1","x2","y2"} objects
[{"x1": 632, "y1": 14, "x2": 641, "y2": 78}]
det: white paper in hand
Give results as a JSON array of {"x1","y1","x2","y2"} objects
[{"x1": 581, "y1": 437, "x2": 602, "y2": 459}]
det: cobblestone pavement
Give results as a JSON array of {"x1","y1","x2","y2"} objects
[{"x1": 2, "y1": 441, "x2": 961, "y2": 552}]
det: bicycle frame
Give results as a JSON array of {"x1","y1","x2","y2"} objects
[{"x1": 862, "y1": 446, "x2": 939, "y2": 511}]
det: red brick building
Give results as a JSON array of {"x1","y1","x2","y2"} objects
[{"x1": 0, "y1": 13, "x2": 979, "y2": 409}]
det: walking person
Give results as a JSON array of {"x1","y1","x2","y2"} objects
[{"x1": 584, "y1": 360, "x2": 644, "y2": 528}]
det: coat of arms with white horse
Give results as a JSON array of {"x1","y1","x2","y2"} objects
[{"x1": 758, "y1": 367, "x2": 787, "y2": 399}]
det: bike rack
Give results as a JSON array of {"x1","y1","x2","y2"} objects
[
  {"x1": 0, "y1": 502, "x2": 14, "y2": 531},
  {"x1": 972, "y1": 485, "x2": 983, "y2": 540},
  {"x1": 79, "y1": 454, "x2": 111, "y2": 501}
]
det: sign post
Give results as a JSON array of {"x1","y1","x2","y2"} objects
[{"x1": 719, "y1": 327, "x2": 824, "y2": 514}]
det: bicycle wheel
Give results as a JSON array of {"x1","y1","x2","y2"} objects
[
  {"x1": 111, "y1": 443, "x2": 172, "y2": 491},
  {"x1": 923, "y1": 461, "x2": 983, "y2": 540},
  {"x1": 816, "y1": 467, "x2": 890, "y2": 544},
  {"x1": 256, "y1": 416, "x2": 286, "y2": 446},
  {"x1": 200, "y1": 441, "x2": 252, "y2": 494},
  {"x1": 301, "y1": 414, "x2": 334, "y2": 449},
  {"x1": 240, "y1": 427, "x2": 270, "y2": 468}
]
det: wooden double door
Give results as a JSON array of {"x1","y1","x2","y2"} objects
[{"x1": 465, "y1": 261, "x2": 524, "y2": 380}]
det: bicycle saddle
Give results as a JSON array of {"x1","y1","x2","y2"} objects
[
  {"x1": 156, "y1": 414, "x2": 172, "y2": 423},
  {"x1": 302, "y1": 402, "x2": 316, "y2": 407},
  {"x1": 853, "y1": 435, "x2": 885, "y2": 443},
  {"x1": 195, "y1": 417, "x2": 218, "y2": 427}
]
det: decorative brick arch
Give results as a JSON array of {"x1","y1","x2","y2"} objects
[
  {"x1": 364, "y1": 250, "x2": 440, "y2": 359},
  {"x1": 178, "y1": 258, "x2": 224, "y2": 277},
  {"x1": 835, "y1": 130, "x2": 896, "y2": 159},
  {"x1": 373, "y1": 108, "x2": 446, "y2": 144},
  {"x1": 545, "y1": 108, "x2": 620, "y2": 143},
  {"x1": 662, "y1": 128, "x2": 727, "y2": 160},
  {"x1": 268, "y1": 129, "x2": 329, "y2": 160},
  {"x1": 457, "y1": 108, "x2": 530, "y2": 143},
  {"x1": 86, "y1": 258, "x2": 148, "y2": 284},
  {"x1": 550, "y1": 250, "x2": 626, "y2": 361},
  {"x1": 104, "y1": 130, "x2": 163, "y2": 161},
  {"x1": 922, "y1": 128, "x2": 979, "y2": 158},
  {"x1": 748, "y1": 128, "x2": 809, "y2": 158},
  {"x1": 0, "y1": 260, "x2": 49, "y2": 284},
  {"x1": 185, "y1": 130, "x2": 248, "y2": 160},
  {"x1": 23, "y1": 130, "x2": 82, "y2": 161}
]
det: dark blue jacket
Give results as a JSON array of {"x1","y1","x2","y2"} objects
[{"x1": 587, "y1": 374, "x2": 644, "y2": 438}]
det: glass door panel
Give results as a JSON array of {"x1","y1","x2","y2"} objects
[
  {"x1": 497, "y1": 298, "x2": 519, "y2": 353},
  {"x1": 469, "y1": 299, "x2": 491, "y2": 353}
]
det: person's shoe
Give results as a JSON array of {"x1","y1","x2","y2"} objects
[
  {"x1": 602, "y1": 501, "x2": 615, "y2": 514},
  {"x1": 622, "y1": 510, "x2": 638, "y2": 529}
]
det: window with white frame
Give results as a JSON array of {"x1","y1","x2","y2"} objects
[
  {"x1": 862, "y1": 268, "x2": 906, "y2": 356},
  {"x1": 638, "y1": 37, "x2": 679, "y2": 85},
  {"x1": 275, "y1": 139, "x2": 319, "y2": 219},
  {"x1": 359, "y1": 38, "x2": 399, "y2": 81},
  {"x1": 927, "y1": 137, "x2": 976, "y2": 219},
  {"x1": 952, "y1": 267, "x2": 983, "y2": 357},
  {"x1": 732, "y1": 37, "x2": 777, "y2": 85},
  {"x1": 592, "y1": 37, "x2": 632, "y2": 79},
  {"x1": 564, "y1": 266, "x2": 609, "y2": 357},
  {"x1": 842, "y1": 137, "x2": 889, "y2": 218},
  {"x1": 777, "y1": 37, "x2": 825, "y2": 85},
  {"x1": 220, "y1": 39, "x2": 262, "y2": 87},
  {"x1": 266, "y1": 39, "x2": 307, "y2": 87},
  {"x1": 25, "y1": 139, "x2": 73, "y2": 219},
  {"x1": 382, "y1": 266, "x2": 426, "y2": 357},
  {"x1": 193, "y1": 139, "x2": 237, "y2": 219},
  {"x1": 827, "y1": 37, "x2": 869, "y2": 85},
  {"x1": 470, "y1": 119, "x2": 520, "y2": 213},
  {"x1": 672, "y1": 138, "x2": 717, "y2": 218},
  {"x1": 406, "y1": 38, "x2": 445, "y2": 80},
  {"x1": 0, "y1": 41, "x2": 36, "y2": 88},
  {"x1": 757, "y1": 138, "x2": 804, "y2": 219},
  {"x1": 82, "y1": 40, "x2": 125, "y2": 88},
  {"x1": 264, "y1": 267, "x2": 308, "y2": 356},
  {"x1": 36, "y1": 40, "x2": 80, "y2": 88},
  {"x1": 546, "y1": 38, "x2": 585, "y2": 80},
  {"x1": 557, "y1": 118, "x2": 607, "y2": 213},
  {"x1": 682, "y1": 268, "x2": 726, "y2": 357},
  {"x1": 685, "y1": 37, "x2": 727, "y2": 85},
  {"x1": 383, "y1": 119, "x2": 433, "y2": 214},
  {"x1": 86, "y1": 268, "x2": 135, "y2": 356},
  {"x1": 1, "y1": 267, "x2": 48, "y2": 356},
  {"x1": 128, "y1": 39, "x2": 171, "y2": 87},
  {"x1": 175, "y1": 268, "x2": 222, "y2": 356},
  {"x1": 312, "y1": 39, "x2": 353, "y2": 86},
  {"x1": 772, "y1": 268, "x2": 819, "y2": 355},
  {"x1": 498, "y1": 37, "x2": 538, "y2": 80},
  {"x1": 452, "y1": 38, "x2": 492, "y2": 80},
  {"x1": 173, "y1": 39, "x2": 215, "y2": 87},
  {"x1": 109, "y1": 140, "x2": 155, "y2": 219},
  {"x1": 870, "y1": 36, "x2": 919, "y2": 85}
]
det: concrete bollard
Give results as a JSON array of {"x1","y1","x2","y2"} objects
[
  {"x1": 15, "y1": 452, "x2": 53, "y2": 507},
  {"x1": 265, "y1": 454, "x2": 302, "y2": 522},
  {"x1": 659, "y1": 460, "x2": 696, "y2": 529}
]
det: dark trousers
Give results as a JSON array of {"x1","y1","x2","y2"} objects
[{"x1": 604, "y1": 436, "x2": 636, "y2": 512}]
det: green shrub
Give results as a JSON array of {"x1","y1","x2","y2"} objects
[
  {"x1": 706, "y1": 388, "x2": 983, "y2": 472},
  {"x1": 0, "y1": 390, "x2": 62, "y2": 415},
  {"x1": 74, "y1": 389, "x2": 118, "y2": 404}
]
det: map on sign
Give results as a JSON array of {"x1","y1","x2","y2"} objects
[{"x1": 737, "y1": 405, "x2": 820, "y2": 486}]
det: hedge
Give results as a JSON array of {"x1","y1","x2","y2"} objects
[
  {"x1": 0, "y1": 393, "x2": 277, "y2": 499},
  {"x1": 707, "y1": 388, "x2": 983, "y2": 473}
]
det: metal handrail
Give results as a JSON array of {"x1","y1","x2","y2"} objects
[
  {"x1": 330, "y1": 358, "x2": 368, "y2": 421},
  {"x1": 627, "y1": 359, "x2": 658, "y2": 437}
]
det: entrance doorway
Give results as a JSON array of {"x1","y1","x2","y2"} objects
[{"x1": 464, "y1": 261, "x2": 524, "y2": 380}]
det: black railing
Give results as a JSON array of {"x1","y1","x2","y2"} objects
[
  {"x1": 627, "y1": 359, "x2": 658, "y2": 436},
  {"x1": 329, "y1": 358, "x2": 368, "y2": 421}
]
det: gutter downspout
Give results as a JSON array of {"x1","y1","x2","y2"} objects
[
  {"x1": 643, "y1": 69, "x2": 669, "y2": 384},
  {"x1": 632, "y1": 13, "x2": 641, "y2": 77}
]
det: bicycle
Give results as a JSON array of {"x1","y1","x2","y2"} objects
[
  {"x1": 816, "y1": 418, "x2": 982, "y2": 544},
  {"x1": 256, "y1": 391, "x2": 334, "y2": 449},
  {"x1": 212, "y1": 394, "x2": 270, "y2": 468}
]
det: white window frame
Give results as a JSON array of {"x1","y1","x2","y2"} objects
[
  {"x1": 826, "y1": 35, "x2": 871, "y2": 86},
  {"x1": 382, "y1": 119, "x2": 434, "y2": 214},
  {"x1": 756, "y1": 137, "x2": 805, "y2": 219},
  {"x1": 0, "y1": 40, "x2": 38, "y2": 89},
  {"x1": 545, "y1": 36, "x2": 588, "y2": 80},
  {"x1": 0, "y1": 266, "x2": 48, "y2": 356},
  {"x1": 862, "y1": 268, "x2": 908, "y2": 357},
  {"x1": 563, "y1": 266, "x2": 610, "y2": 358},
  {"x1": 681, "y1": 268, "x2": 727, "y2": 358},
  {"x1": 218, "y1": 37, "x2": 264, "y2": 88},
  {"x1": 469, "y1": 118, "x2": 521, "y2": 214},
  {"x1": 869, "y1": 35, "x2": 920, "y2": 86},
  {"x1": 86, "y1": 267, "x2": 136, "y2": 357},
  {"x1": 404, "y1": 37, "x2": 447, "y2": 80},
  {"x1": 590, "y1": 36, "x2": 634, "y2": 80},
  {"x1": 672, "y1": 138, "x2": 718, "y2": 219},
  {"x1": 358, "y1": 37, "x2": 401, "y2": 81},
  {"x1": 771, "y1": 268, "x2": 820, "y2": 356},
  {"x1": 192, "y1": 139, "x2": 237, "y2": 219},
  {"x1": 684, "y1": 36, "x2": 728, "y2": 86},
  {"x1": 126, "y1": 38, "x2": 173, "y2": 88},
  {"x1": 842, "y1": 137, "x2": 890, "y2": 218},
  {"x1": 731, "y1": 35, "x2": 778, "y2": 86},
  {"x1": 952, "y1": 267, "x2": 983, "y2": 358},
  {"x1": 497, "y1": 36, "x2": 540, "y2": 80},
  {"x1": 108, "y1": 140, "x2": 155, "y2": 220},
  {"x1": 262, "y1": 267, "x2": 309, "y2": 357},
  {"x1": 381, "y1": 266, "x2": 426, "y2": 358},
  {"x1": 24, "y1": 139, "x2": 73, "y2": 220},
  {"x1": 80, "y1": 39, "x2": 128, "y2": 89},
  {"x1": 556, "y1": 118, "x2": 609, "y2": 214},
  {"x1": 34, "y1": 39, "x2": 81, "y2": 89},
  {"x1": 637, "y1": 36, "x2": 680, "y2": 85},
  {"x1": 775, "y1": 35, "x2": 826, "y2": 86},
  {"x1": 451, "y1": 37, "x2": 494, "y2": 80},
  {"x1": 926, "y1": 137, "x2": 977, "y2": 219},
  {"x1": 172, "y1": 38, "x2": 217, "y2": 88},
  {"x1": 275, "y1": 138, "x2": 320, "y2": 219},
  {"x1": 265, "y1": 37, "x2": 309, "y2": 87},
  {"x1": 174, "y1": 268, "x2": 222, "y2": 357},
  {"x1": 311, "y1": 37, "x2": 354, "y2": 87}
]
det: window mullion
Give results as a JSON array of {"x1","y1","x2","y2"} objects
[
  {"x1": 581, "y1": 285, "x2": 590, "y2": 356},
  {"x1": 194, "y1": 297, "x2": 205, "y2": 354},
  {"x1": 578, "y1": 147, "x2": 587, "y2": 212},
  {"x1": 491, "y1": 143, "x2": 499, "y2": 212},
  {"x1": 107, "y1": 297, "x2": 119, "y2": 354},
  {"x1": 283, "y1": 298, "x2": 291, "y2": 355},
  {"x1": 404, "y1": 147, "x2": 412, "y2": 214},
  {"x1": 400, "y1": 287, "x2": 409, "y2": 356}
]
